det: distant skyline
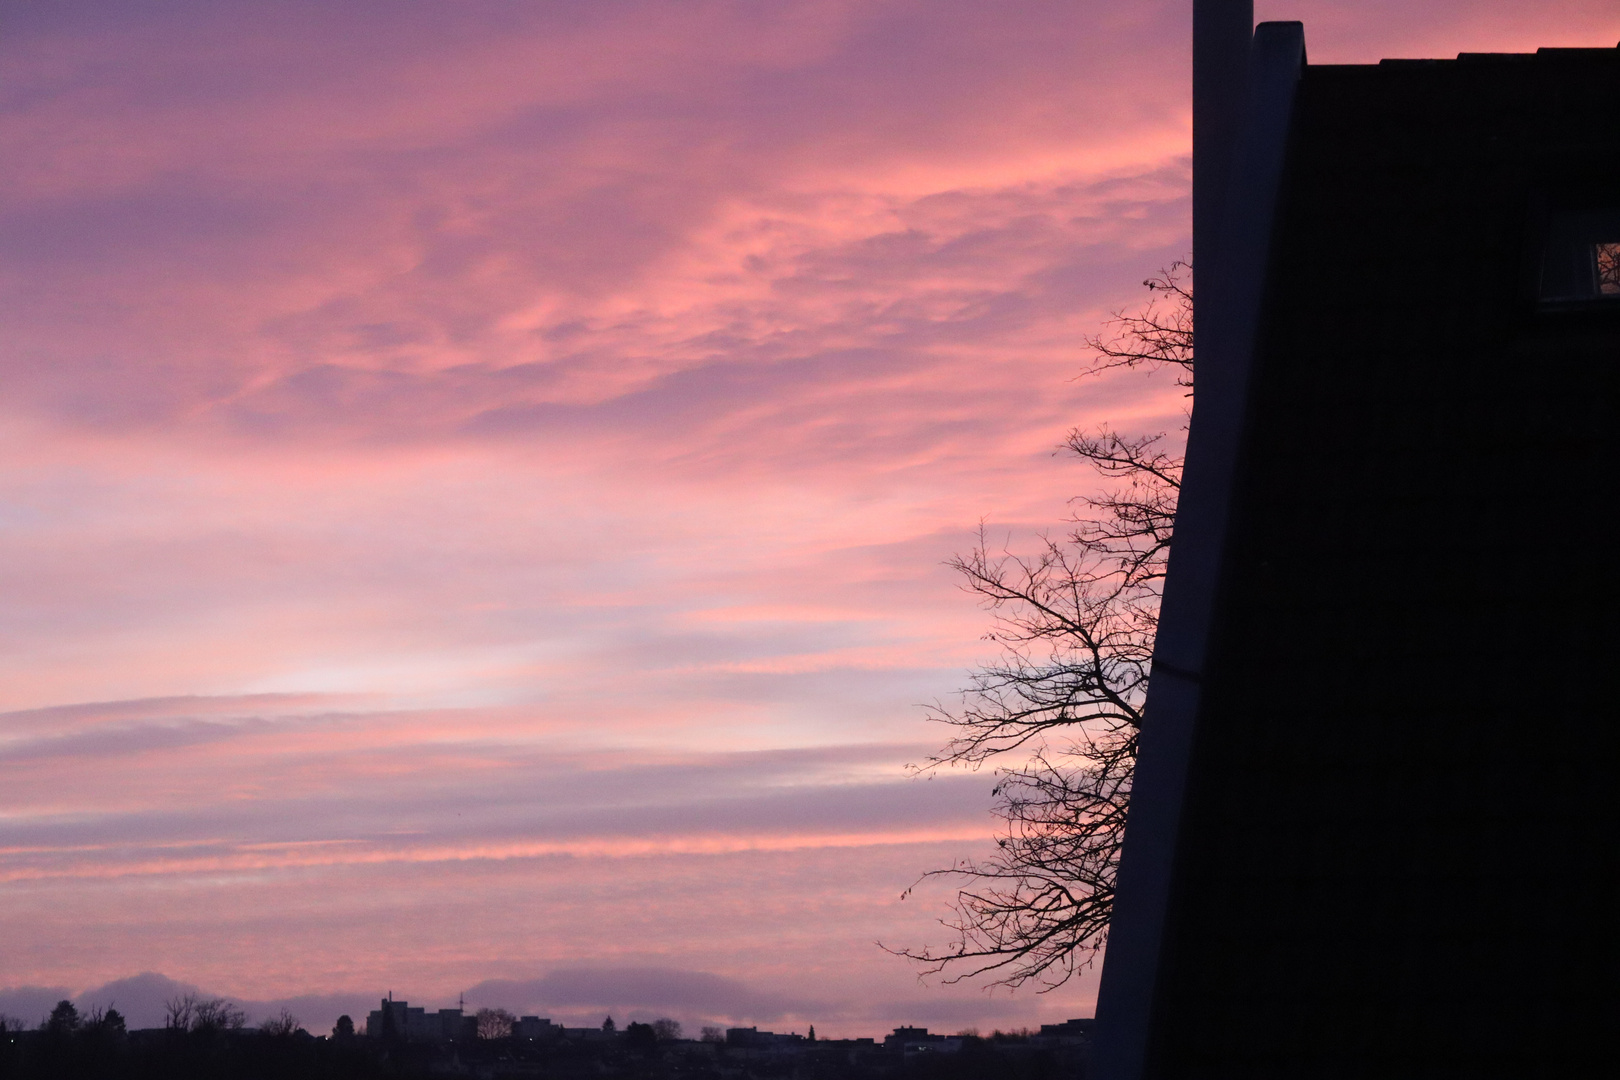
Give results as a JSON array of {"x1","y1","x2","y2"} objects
[
  {"x1": 3, "y1": 1, "x2": 1616, "y2": 1039},
  {"x1": 0, "y1": 969, "x2": 839, "y2": 1038}
]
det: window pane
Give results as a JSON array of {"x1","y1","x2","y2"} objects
[{"x1": 1597, "y1": 242, "x2": 1620, "y2": 296}]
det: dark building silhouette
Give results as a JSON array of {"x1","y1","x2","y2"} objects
[
  {"x1": 364, "y1": 998, "x2": 475, "y2": 1043},
  {"x1": 1096, "y1": 8, "x2": 1619, "y2": 1079}
]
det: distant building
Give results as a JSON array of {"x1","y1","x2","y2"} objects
[
  {"x1": 883, "y1": 1028, "x2": 962, "y2": 1055},
  {"x1": 725, "y1": 1026, "x2": 804, "y2": 1050},
  {"x1": 363, "y1": 999, "x2": 472, "y2": 1043},
  {"x1": 514, "y1": 1015, "x2": 557, "y2": 1040},
  {"x1": 1037, "y1": 1019, "x2": 1093, "y2": 1042}
]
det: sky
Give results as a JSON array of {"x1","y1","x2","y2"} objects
[{"x1": 3, "y1": 0, "x2": 1617, "y2": 1039}]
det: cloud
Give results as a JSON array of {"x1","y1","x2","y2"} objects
[
  {"x1": 0, "y1": 698, "x2": 995, "y2": 886},
  {"x1": 0, "y1": 717, "x2": 281, "y2": 764},
  {"x1": 0, "y1": 985, "x2": 71, "y2": 1028},
  {"x1": 0, "y1": 0, "x2": 1193, "y2": 448},
  {"x1": 64, "y1": 972, "x2": 372, "y2": 1033},
  {"x1": 72, "y1": 973, "x2": 203, "y2": 1031},
  {"x1": 464, "y1": 968, "x2": 827, "y2": 1024},
  {"x1": 461, "y1": 969, "x2": 1046, "y2": 1031},
  {"x1": 1, "y1": 841, "x2": 1092, "y2": 1037},
  {"x1": 0, "y1": 694, "x2": 362, "y2": 736},
  {"x1": 866, "y1": 997, "x2": 1031, "y2": 1029}
]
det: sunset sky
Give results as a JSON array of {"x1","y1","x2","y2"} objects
[{"x1": 4, "y1": 0, "x2": 1617, "y2": 1037}]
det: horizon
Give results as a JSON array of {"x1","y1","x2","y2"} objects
[
  {"x1": 4, "y1": 0, "x2": 1617, "y2": 1043},
  {"x1": 0, "y1": 968, "x2": 1079, "y2": 1040}
]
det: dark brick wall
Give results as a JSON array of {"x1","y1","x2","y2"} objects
[{"x1": 1145, "y1": 50, "x2": 1620, "y2": 1078}]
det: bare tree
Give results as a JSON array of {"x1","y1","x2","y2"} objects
[
  {"x1": 195, "y1": 997, "x2": 247, "y2": 1033},
  {"x1": 892, "y1": 262, "x2": 1192, "y2": 989},
  {"x1": 84, "y1": 1005, "x2": 126, "y2": 1037},
  {"x1": 475, "y1": 1007, "x2": 516, "y2": 1040},
  {"x1": 651, "y1": 1018, "x2": 683, "y2": 1042},
  {"x1": 163, "y1": 995, "x2": 193, "y2": 1033},
  {"x1": 259, "y1": 1008, "x2": 302, "y2": 1038},
  {"x1": 165, "y1": 994, "x2": 246, "y2": 1034}
]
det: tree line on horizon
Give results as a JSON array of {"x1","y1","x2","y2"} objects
[
  {"x1": 0, "y1": 994, "x2": 1085, "y2": 1080},
  {"x1": 0, "y1": 996, "x2": 692, "y2": 1044}
]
